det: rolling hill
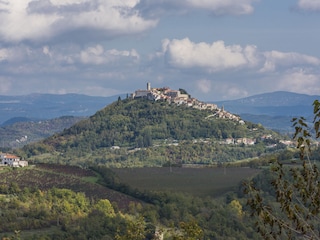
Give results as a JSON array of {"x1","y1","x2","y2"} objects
[
  {"x1": 1, "y1": 91, "x2": 318, "y2": 133},
  {"x1": 2, "y1": 91, "x2": 317, "y2": 150},
  {"x1": 0, "y1": 116, "x2": 84, "y2": 149},
  {"x1": 18, "y1": 97, "x2": 283, "y2": 167}
]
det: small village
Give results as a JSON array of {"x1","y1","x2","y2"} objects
[
  {"x1": 1, "y1": 84, "x2": 297, "y2": 168},
  {"x1": 129, "y1": 83, "x2": 296, "y2": 148},
  {"x1": 131, "y1": 83, "x2": 242, "y2": 122}
]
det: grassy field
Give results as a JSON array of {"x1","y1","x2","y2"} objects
[{"x1": 112, "y1": 167, "x2": 261, "y2": 197}]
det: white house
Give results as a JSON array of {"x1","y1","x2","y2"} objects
[{"x1": 0, "y1": 153, "x2": 28, "y2": 167}]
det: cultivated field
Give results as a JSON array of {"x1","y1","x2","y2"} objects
[
  {"x1": 0, "y1": 164, "x2": 140, "y2": 209},
  {"x1": 112, "y1": 167, "x2": 261, "y2": 197}
]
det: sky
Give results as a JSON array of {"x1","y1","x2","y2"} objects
[{"x1": 0, "y1": 0, "x2": 320, "y2": 101}]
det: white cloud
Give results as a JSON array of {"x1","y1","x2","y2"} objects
[
  {"x1": 162, "y1": 38, "x2": 260, "y2": 71},
  {"x1": 79, "y1": 45, "x2": 140, "y2": 65},
  {"x1": 0, "y1": 46, "x2": 34, "y2": 63},
  {"x1": 0, "y1": 36, "x2": 319, "y2": 101},
  {"x1": 0, "y1": 77, "x2": 12, "y2": 94},
  {"x1": 83, "y1": 85, "x2": 121, "y2": 97},
  {"x1": 0, "y1": 44, "x2": 140, "y2": 78},
  {"x1": 137, "y1": 0, "x2": 256, "y2": 16},
  {"x1": 157, "y1": 38, "x2": 320, "y2": 100},
  {"x1": 224, "y1": 87, "x2": 249, "y2": 100},
  {"x1": 80, "y1": 45, "x2": 105, "y2": 65},
  {"x1": 161, "y1": 38, "x2": 320, "y2": 76},
  {"x1": 42, "y1": 46, "x2": 52, "y2": 58},
  {"x1": 0, "y1": 1, "x2": 61, "y2": 42},
  {"x1": 277, "y1": 69, "x2": 320, "y2": 95},
  {"x1": 185, "y1": 0, "x2": 255, "y2": 15},
  {"x1": 0, "y1": 0, "x2": 157, "y2": 42},
  {"x1": 260, "y1": 51, "x2": 320, "y2": 72},
  {"x1": 197, "y1": 79, "x2": 211, "y2": 93},
  {"x1": 205, "y1": 80, "x2": 250, "y2": 100},
  {"x1": 49, "y1": 0, "x2": 88, "y2": 6},
  {"x1": 297, "y1": 0, "x2": 320, "y2": 11},
  {"x1": 0, "y1": 49, "x2": 9, "y2": 62}
]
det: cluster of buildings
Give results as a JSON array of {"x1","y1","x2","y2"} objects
[
  {"x1": 16, "y1": 135, "x2": 28, "y2": 144},
  {"x1": 0, "y1": 153, "x2": 28, "y2": 167},
  {"x1": 131, "y1": 83, "x2": 242, "y2": 122},
  {"x1": 224, "y1": 138, "x2": 256, "y2": 145}
]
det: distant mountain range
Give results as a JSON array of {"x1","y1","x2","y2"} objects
[
  {"x1": 214, "y1": 91, "x2": 320, "y2": 132},
  {"x1": 0, "y1": 91, "x2": 319, "y2": 133},
  {"x1": 214, "y1": 91, "x2": 318, "y2": 116},
  {"x1": 0, "y1": 93, "x2": 125, "y2": 125}
]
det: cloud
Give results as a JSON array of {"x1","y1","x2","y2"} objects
[
  {"x1": 196, "y1": 78, "x2": 250, "y2": 100},
  {"x1": 0, "y1": 45, "x2": 36, "y2": 63},
  {"x1": 224, "y1": 87, "x2": 249, "y2": 100},
  {"x1": 136, "y1": 0, "x2": 256, "y2": 17},
  {"x1": 185, "y1": 0, "x2": 256, "y2": 15},
  {"x1": 79, "y1": 45, "x2": 140, "y2": 65},
  {"x1": 0, "y1": 77, "x2": 12, "y2": 94},
  {"x1": 162, "y1": 38, "x2": 260, "y2": 72},
  {"x1": 0, "y1": 49, "x2": 9, "y2": 62},
  {"x1": 197, "y1": 79, "x2": 211, "y2": 93},
  {"x1": 277, "y1": 69, "x2": 320, "y2": 95},
  {"x1": 260, "y1": 51, "x2": 320, "y2": 72},
  {"x1": 0, "y1": 44, "x2": 140, "y2": 78},
  {"x1": 0, "y1": 0, "x2": 157, "y2": 43},
  {"x1": 0, "y1": 36, "x2": 319, "y2": 101},
  {"x1": 297, "y1": 0, "x2": 320, "y2": 11},
  {"x1": 161, "y1": 38, "x2": 320, "y2": 75},
  {"x1": 157, "y1": 38, "x2": 320, "y2": 100}
]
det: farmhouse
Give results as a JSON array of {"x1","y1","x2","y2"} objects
[{"x1": 0, "y1": 153, "x2": 28, "y2": 167}]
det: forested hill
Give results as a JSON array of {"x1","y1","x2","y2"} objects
[{"x1": 19, "y1": 98, "x2": 281, "y2": 166}]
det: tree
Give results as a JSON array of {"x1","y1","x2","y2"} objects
[
  {"x1": 115, "y1": 215, "x2": 146, "y2": 240},
  {"x1": 178, "y1": 88, "x2": 189, "y2": 95},
  {"x1": 172, "y1": 220, "x2": 204, "y2": 240},
  {"x1": 245, "y1": 100, "x2": 320, "y2": 239},
  {"x1": 93, "y1": 199, "x2": 115, "y2": 217}
]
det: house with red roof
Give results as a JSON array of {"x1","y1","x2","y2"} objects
[{"x1": 0, "y1": 153, "x2": 28, "y2": 167}]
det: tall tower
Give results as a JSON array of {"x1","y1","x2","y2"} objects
[{"x1": 147, "y1": 82, "x2": 151, "y2": 91}]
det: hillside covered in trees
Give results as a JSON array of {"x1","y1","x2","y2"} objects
[
  {"x1": 18, "y1": 98, "x2": 284, "y2": 167},
  {"x1": 0, "y1": 164, "x2": 262, "y2": 239},
  {"x1": 0, "y1": 116, "x2": 84, "y2": 149}
]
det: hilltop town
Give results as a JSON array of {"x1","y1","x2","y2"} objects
[
  {"x1": 131, "y1": 83, "x2": 242, "y2": 123},
  {"x1": 129, "y1": 84, "x2": 301, "y2": 148}
]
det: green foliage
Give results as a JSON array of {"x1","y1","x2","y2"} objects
[
  {"x1": 178, "y1": 88, "x2": 189, "y2": 95},
  {"x1": 0, "y1": 163, "x2": 263, "y2": 239},
  {"x1": 115, "y1": 215, "x2": 146, "y2": 240},
  {"x1": 93, "y1": 199, "x2": 115, "y2": 217},
  {"x1": 0, "y1": 116, "x2": 84, "y2": 148},
  {"x1": 0, "y1": 164, "x2": 137, "y2": 210},
  {"x1": 20, "y1": 98, "x2": 277, "y2": 165},
  {"x1": 172, "y1": 221, "x2": 204, "y2": 240},
  {"x1": 245, "y1": 99, "x2": 320, "y2": 239},
  {"x1": 90, "y1": 165, "x2": 260, "y2": 239},
  {"x1": 0, "y1": 179, "x2": 260, "y2": 239}
]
